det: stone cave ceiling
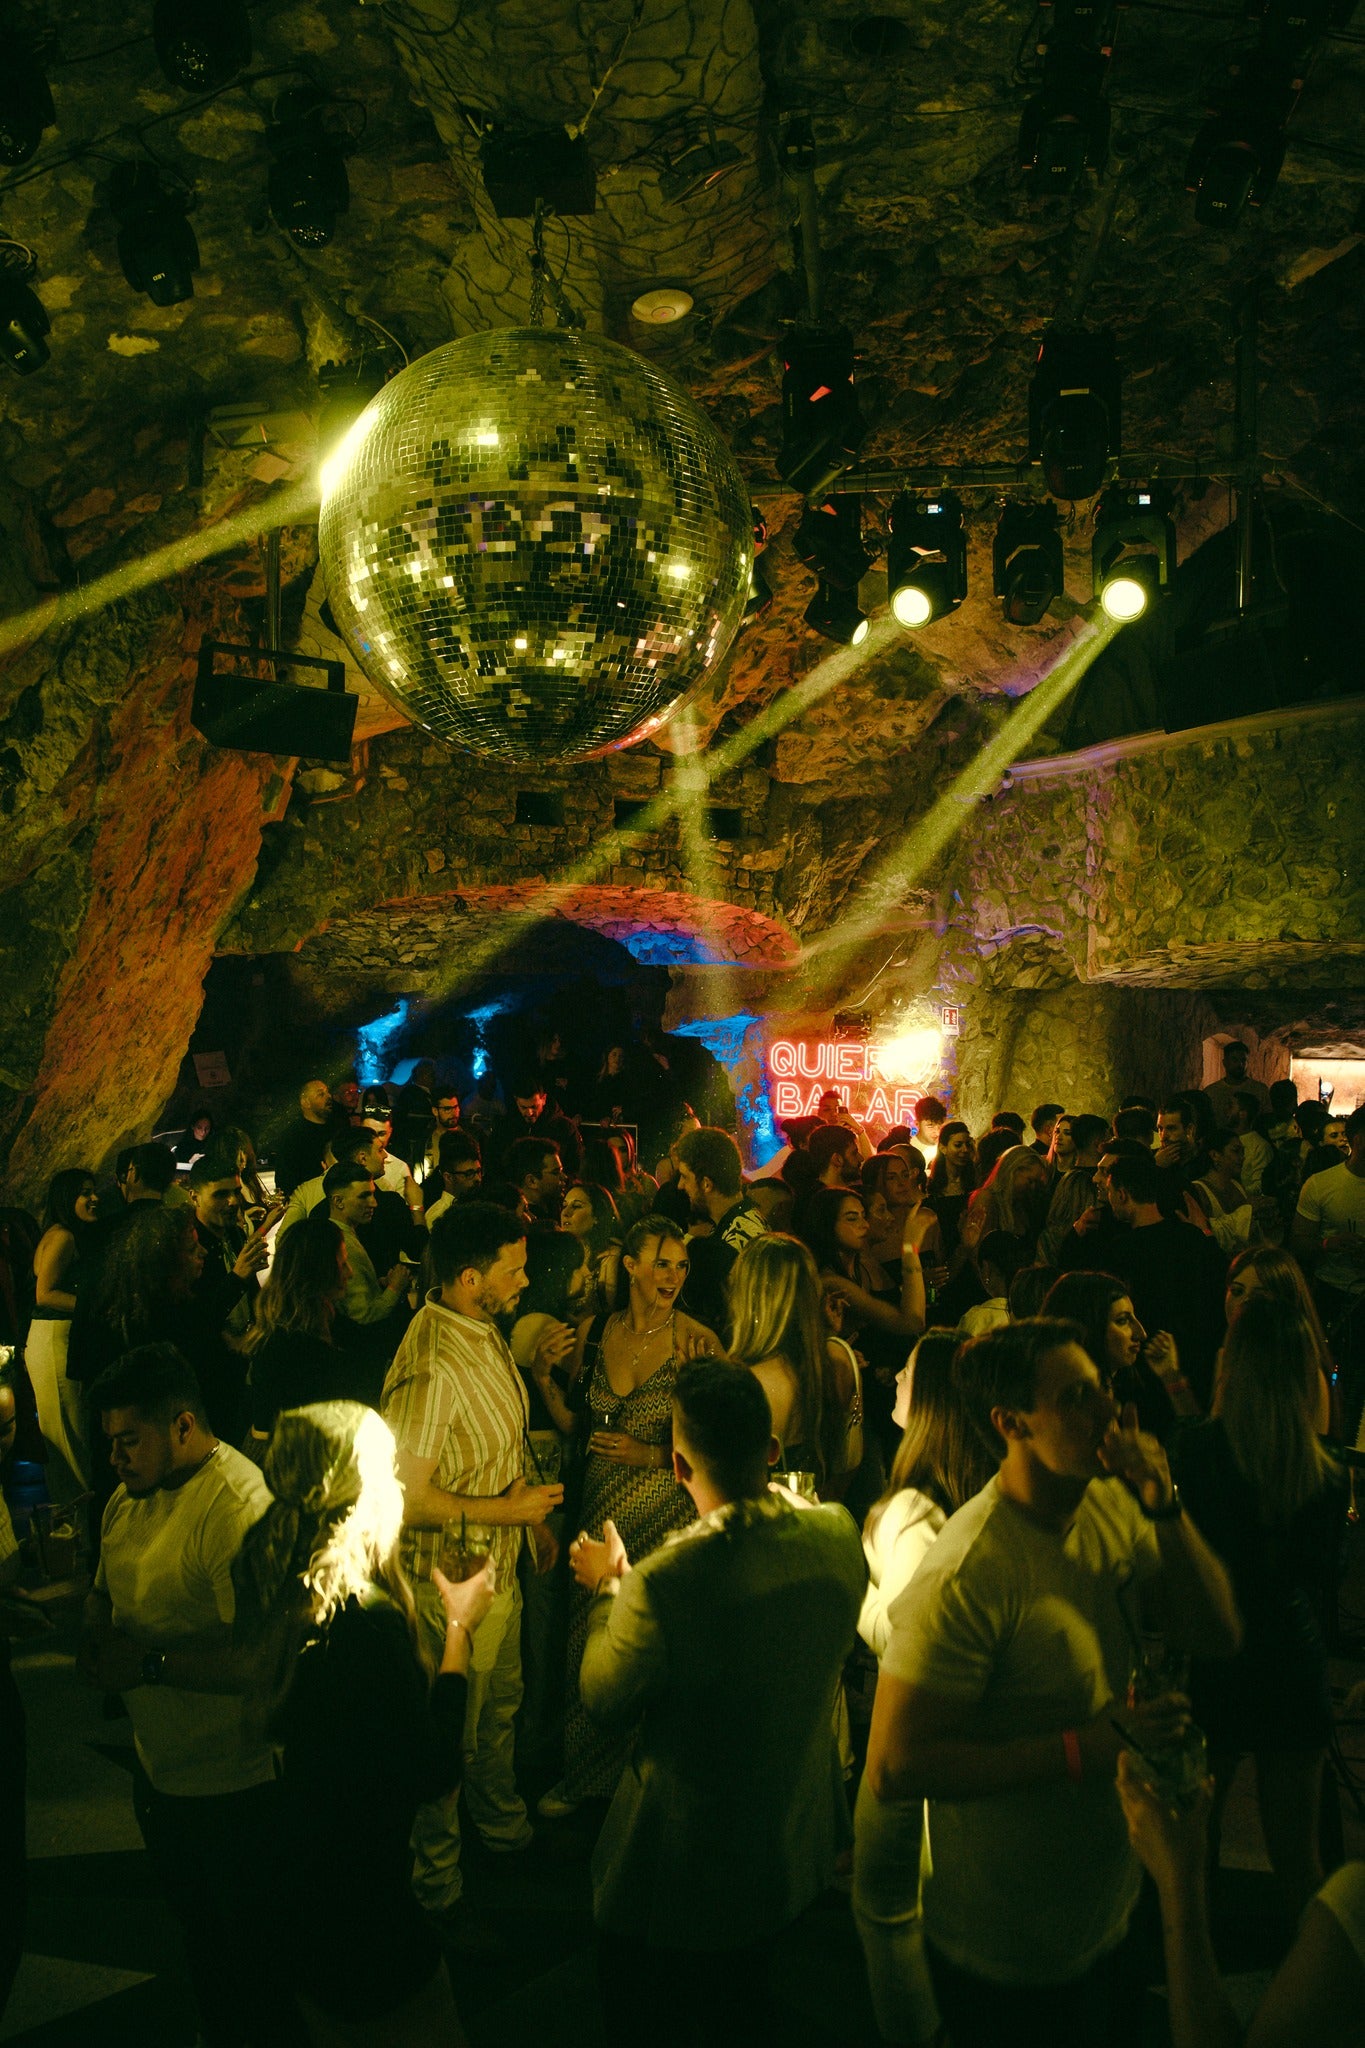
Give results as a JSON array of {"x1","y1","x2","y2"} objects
[{"x1": 1, "y1": 0, "x2": 1362, "y2": 793}]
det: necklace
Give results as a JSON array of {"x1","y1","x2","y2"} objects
[{"x1": 614, "y1": 1306, "x2": 673, "y2": 1370}]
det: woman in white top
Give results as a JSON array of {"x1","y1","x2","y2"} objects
[
  {"x1": 854, "y1": 1328, "x2": 993, "y2": 2047},
  {"x1": 1189, "y1": 1127, "x2": 1260, "y2": 1255},
  {"x1": 859, "y1": 1331, "x2": 994, "y2": 1655},
  {"x1": 27, "y1": 1167, "x2": 99, "y2": 1495}
]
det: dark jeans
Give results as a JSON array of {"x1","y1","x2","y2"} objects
[
  {"x1": 926, "y1": 1926, "x2": 1146, "y2": 2048},
  {"x1": 133, "y1": 1764, "x2": 300, "y2": 2048},
  {"x1": 597, "y1": 1930, "x2": 774, "y2": 2048}
]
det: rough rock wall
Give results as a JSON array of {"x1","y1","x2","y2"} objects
[
  {"x1": 945, "y1": 704, "x2": 1365, "y2": 1116},
  {"x1": 1087, "y1": 715, "x2": 1365, "y2": 986},
  {"x1": 219, "y1": 726, "x2": 783, "y2": 955},
  {"x1": 0, "y1": 2, "x2": 473, "y2": 1201},
  {"x1": 1, "y1": 0, "x2": 1362, "y2": 1197},
  {"x1": 961, "y1": 707, "x2": 1365, "y2": 994},
  {"x1": 953, "y1": 983, "x2": 1216, "y2": 1129},
  {"x1": 384, "y1": 0, "x2": 782, "y2": 342},
  {"x1": 0, "y1": 593, "x2": 288, "y2": 1195}
]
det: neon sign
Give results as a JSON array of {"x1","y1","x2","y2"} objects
[{"x1": 767, "y1": 1028, "x2": 946, "y2": 1128}]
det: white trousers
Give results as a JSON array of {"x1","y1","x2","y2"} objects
[{"x1": 25, "y1": 1316, "x2": 89, "y2": 1496}]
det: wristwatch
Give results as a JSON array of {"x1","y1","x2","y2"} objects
[
  {"x1": 140, "y1": 1648, "x2": 168, "y2": 1685},
  {"x1": 1141, "y1": 1483, "x2": 1184, "y2": 1523}
]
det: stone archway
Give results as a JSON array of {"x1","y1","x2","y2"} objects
[{"x1": 295, "y1": 884, "x2": 801, "y2": 989}]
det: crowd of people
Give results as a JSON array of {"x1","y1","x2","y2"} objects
[{"x1": 1, "y1": 1026, "x2": 1364, "y2": 2046}]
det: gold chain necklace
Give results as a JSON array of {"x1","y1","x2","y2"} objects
[{"x1": 614, "y1": 1306, "x2": 673, "y2": 1371}]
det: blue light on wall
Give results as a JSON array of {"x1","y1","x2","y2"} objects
[
  {"x1": 672, "y1": 1012, "x2": 783, "y2": 1167},
  {"x1": 618, "y1": 930, "x2": 732, "y2": 967},
  {"x1": 465, "y1": 996, "x2": 516, "y2": 1080},
  {"x1": 356, "y1": 1000, "x2": 410, "y2": 1084},
  {"x1": 673, "y1": 1012, "x2": 762, "y2": 1064},
  {"x1": 738, "y1": 1080, "x2": 782, "y2": 1166}
]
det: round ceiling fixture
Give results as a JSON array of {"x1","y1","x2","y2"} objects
[
  {"x1": 319, "y1": 327, "x2": 753, "y2": 764},
  {"x1": 631, "y1": 286, "x2": 695, "y2": 325}
]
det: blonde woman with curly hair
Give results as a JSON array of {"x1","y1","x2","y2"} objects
[
  {"x1": 726, "y1": 1232, "x2": 862, "y2": 1501},
  {"x1": 233, "y1": 1402, "x2": 493, "y2": 2046}
]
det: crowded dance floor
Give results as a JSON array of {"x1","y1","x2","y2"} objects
[{"x1": 1, "y1": 2, "x2": 1363, "y2": 2045}]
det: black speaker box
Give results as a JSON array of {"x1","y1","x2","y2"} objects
[{"x1": 191, "y1": 642, "x2": 357, "y2": 762}]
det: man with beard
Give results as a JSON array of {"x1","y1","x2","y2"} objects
[
  {"x1": 382, "y1": 1204, "x2": 565, "y2": 1918},
  {"x1": 673, "y1": 1126, "x2": 768, "y2": 1339},
  {"x1": 79, "y1": 1345, "x2": 286, "y2": 2046}
]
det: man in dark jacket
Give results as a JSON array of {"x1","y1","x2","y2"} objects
[{"x1": 570, "y1": 1361, "x2": 865, "y2": 2047}]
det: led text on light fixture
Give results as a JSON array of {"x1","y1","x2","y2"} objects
[{"x1": 767, "y1": 1030, "x2": 949, "y2": 1129}]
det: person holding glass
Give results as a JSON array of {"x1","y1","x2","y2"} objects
[
  {"x1": 537, "y1": 1215, "x2": 712, "y2": 1819},
  {"x1": 862, "y1": 1317, "x2": 1240, "y2": 2048}
]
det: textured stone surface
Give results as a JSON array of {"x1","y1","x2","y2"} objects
[
  {"x1": 953, "y1": 982, "x2": 1218, "y2": 1127},
  {"x1": 0, "y1": 596, "x2": 287, "y2": 1192},
  {"x1": 0, "y1": 0, "x2": 1362, "y2": 1194},
  {"x1": 963, "y1": 708, "x2": 1365, "y2": 993},
  {"x1": 217, "y1": 722, "x2": 807, "y2": 955},
  {"x1": 291, "y1": 886, "x2": 799, "y2": 996}
]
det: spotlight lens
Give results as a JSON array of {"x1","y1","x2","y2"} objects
[
  {"x1": 892, "y1": 584, "x2": 934, "y2": 628},
  {"x1": 852, "y1": 617, "x2": 870, "y2": 646},
  {"x1": 1101, "y1": 574, "x2": 1148, "y2": 621}
]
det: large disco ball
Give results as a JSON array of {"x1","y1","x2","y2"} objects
[{"x1": 318, "y1": 327, "x2": 753, "y2": 762}]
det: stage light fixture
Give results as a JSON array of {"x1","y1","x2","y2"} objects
[
  {"x1": 778, "y1": 327, "x2": 865, "y2": 496},
  {"x1": 793, "y1": 495, "x2": 873, "y2": 591},
  {"x1": 109, "y1": 163, "x2": 199, "y2": 306},
  {"x1": 153, "y1": 0, "x2": 251, "y2": 93},
  {"x1": 1028, "y1": 326, "x2": 1120, "y2": 501},
  {"x1": 1185, "y1": 75, "x2": 1292, "y2": 227},
  {"x1": 267, "y1": 89, "x2": 350, "y2": 249},
  {"x1": 658, "y1": 115, "x2": 742, "y2": 203},
  {"x1": 1253, "y1": 0, "x2": 1337, "y2": 84},
  {"x1": 318, "y1": 356, "x2": 390, "y2": 460},
  {"x1": 887, "y1": 492, "x2": 967, "y2": 629},
  {"x1": 0, "y1": 45, "x2": 54, "y2": 167},
  {"x1": 804, "y1": 580, "x2": 869, "y2": 647},
  {"x1": 743, "y1": 506, "x2": 773, "y2": 619},
  {"x1": 0, "y1": 268, "x2": 50, "y2": 375},
  {"x1": 1092, "y1": 484, "x2": 1175, "y2": 621},
  {"x1": 1019, "y1": 50, "x2": 1110, "y2": 192},
  {"x1": 992, "y1": 502, "x2": 1064, "y2": 625}
]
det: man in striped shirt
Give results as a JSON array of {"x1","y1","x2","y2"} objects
[{"x1": 383, "y1": 1202, "x2": 564, "y2": 1913}]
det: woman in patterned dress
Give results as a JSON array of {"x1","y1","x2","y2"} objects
[{"x1": 537, "y1": 1215, "x2": 716, "y2": 1817}]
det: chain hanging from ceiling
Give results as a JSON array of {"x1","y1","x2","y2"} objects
[{"x1": 527, "y1": 197, "x2": 583, "y2": 328}]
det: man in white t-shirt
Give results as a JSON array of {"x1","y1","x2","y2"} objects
[
  {"x1": 276, "y1": 1122, "x2": 423, "y2": 1240},
  {"x1": 79, "y1": 1343, "x2": 290, "y2": 2047},
  {"x1": 863, "y1": 1317, "x2": 1240, "y2": 2048},
  {"x1": 1293, "y1": 1108, "x2": 1365, "y2": 1301},
  {"x1": 1293, "y1": 1106, "x2": 1365, "y2": 1435}
]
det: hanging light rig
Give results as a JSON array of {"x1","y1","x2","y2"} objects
[{"x1": 790, "y1": 287, "x2": 1280, "y2": 643}]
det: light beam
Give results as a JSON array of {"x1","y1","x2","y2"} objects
[
  {"x1": 0, "y1": 480, "x2": 319, "y2": 661},
  {"x1": 800, "y1": 612, "x2": 1122, "y2": 1003}
]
